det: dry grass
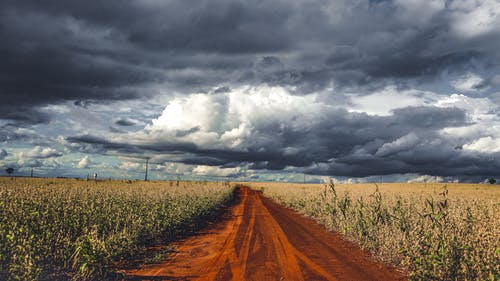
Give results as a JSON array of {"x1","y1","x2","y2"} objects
[
  {"x1": 245, "y1": 181, "x2": 500, "y2": 281},
  {"x1": 0, "y1": 177, "x2": 234, "y2": 280}
]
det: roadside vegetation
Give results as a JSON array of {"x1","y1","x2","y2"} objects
[
  {"x1": 0, "y1": 178, "x2": 234, "y2": 280},
  {"x1": 249, "y1": 181, "x2": 499, "y2": 281}
]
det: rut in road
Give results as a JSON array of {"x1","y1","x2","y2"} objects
[{"x1": 124, "y1": 186, "x2": 405, "y2": 281}]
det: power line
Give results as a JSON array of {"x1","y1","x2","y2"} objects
[{"x1": 144, "y1": 158, "x2": 149, "y2": 181}]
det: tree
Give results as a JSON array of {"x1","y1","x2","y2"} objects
[
  {"x1": 5, "y1": 167, "x2": 14, "y2": 175},
  {"x1": 488, "y1": 178, "x2": 496, "y2": 185}
]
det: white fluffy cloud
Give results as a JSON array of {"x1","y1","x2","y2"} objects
[
  {"x1": 437, "y1": 93, "x2": 500, "y2": 153},
  {"x1": 118, "y1": 160, "x2": 141, "y2": 171},
  {"x1": 451, "y1": 73, "x2": 486, "y2": 92},
  {"x1": 349, "y1": 86, "x2": 434, "y2": 116},
  {"x1": 394, "y1": 0, "x2": 445, "y2": 25},
  {"x1": 140, "y1": 85, "x2": 326, "y2": 150},
  {"x1": 76, "y1": 155, "x2": 91, "y2": 169},
  {"x1": 407, "y1": 174, "x2": 445, "y2": 183},
  {"x1": 21, "y1": 146, "x2": 63, "y2": 159},
  {"x1": 120, "y1": 84, "x2": 500, "y2": 169},
  {"x1": 449, "y1": 0, "x2": 500, "y2": 38},
  {"x1": 463, "y1": 136, "x2": 500, "y2": 153},
  {"x1": 58, "y1": 83, "x2": 500, "y2": 180},
  {"x1": 436, "y1": 94, "x2": 494, "y2": 118},
  {"x1": 145, "y1": 84, "x2": 497, "y2": 155},
  {"x1": 375, "y1": 133, "x2": 420, "y2": 157},
  {"x1": 352, "y1": 89, "x2": 500, "y2": 156},
  {"x1": 192, "y1": 165, "x2": 242, "y2": 177}
]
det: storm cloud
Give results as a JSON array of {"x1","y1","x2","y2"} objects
[
  {"x1": 2, "y1": 0, "x2": 500, "y2": 122},
  {"x1": 66, "y1": 86, "x2": 500, "y2": 178},
  {"x1": 1, "y1": 0, "x2": 499, "y2": 180}
]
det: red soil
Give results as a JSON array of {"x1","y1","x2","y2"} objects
[{"x1": 122, "y1": 186, "x2": 406, "y2": 280}]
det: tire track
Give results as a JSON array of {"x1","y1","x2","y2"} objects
[{"x1": 122, "y1": 186, "x2": 405, "y2": 281}]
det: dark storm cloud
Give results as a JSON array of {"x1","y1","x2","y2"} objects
[
  {"x1": 0, "y1": 107, "x2": 51, "y2": 125},
  {"x1": 115, "y1": 119, "x2": 136, "y2": 127},
  {"x1": 65, "y1": 105, "x2": 500, "y2": 178},
  {"x1": 313, "y1": 145, "x2": 500, "y2": 178},
  {"x1": 2, "y1": 0, "x2": 499, "y2": 180},
  {"x1": 0, "y1": 0, "x2": 292, "y2": 123},
  {"x1": 74, "y1": 100, "x2": 94, "y2": 109},
  {"x1": 391, "y1": 106, "x2": 469, "y2": 129},
  {"x1": 0, "y1": 149, "x2": 7, "y2": 160},
  {"x1": 109, "y1": 126, "x2": 127, "y2": 134},
  {"x1": 0, "y1": 124, "x2": 42, "y2": 143},
  {"x1": 2, "y1": 0, "x2": 500, "y2": 123},
  {"x1": 66, "y1": 134, "x2": 198, "y2": 156}
]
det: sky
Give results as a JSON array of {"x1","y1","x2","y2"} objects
[{"x1": 1, "y1": 0, "x2": 499, "y2": 183}]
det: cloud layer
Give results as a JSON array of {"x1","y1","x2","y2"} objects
[
  {"x1": 68, "y1": 85, "x2": 500, "y2": 178},
  {"x1": 1, "y1": 0, "x2": 499, "y2": 122},
  {"x1": 1, "y1": 0, "x2": 499, "y2": 181}
]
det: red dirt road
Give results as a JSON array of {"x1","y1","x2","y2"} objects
[{"x1": 124, "y1": 187, "x2": 406, "y2": 280}]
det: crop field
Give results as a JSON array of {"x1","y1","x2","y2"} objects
[
  {"x1": 245, "y1": 182, "x2": 500, "y2": 280},
  {"x1": 0, "y1": 177, "x2": 234, "y2": 280},
  {"x1": 2, "y1": 178, "x2": 498, "y2": 281}
]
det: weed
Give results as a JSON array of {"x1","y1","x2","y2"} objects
[
  {"x1": 0, "y1": 178, "x2": 234, "y2": 280},
  {"x1": 253, "y1": 182, "x2": 499, "y2": 280}
]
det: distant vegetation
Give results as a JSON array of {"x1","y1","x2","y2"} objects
[
  {"x1": 0, "y1": 178, "x2": 234, "y2": 280},
  {"x1": 252, "y1": 181, "x2": 500, "y2": 281}
]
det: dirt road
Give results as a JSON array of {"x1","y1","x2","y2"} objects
[{"x1": 124, "y1": 186, "x2": 405, "y2": 280}]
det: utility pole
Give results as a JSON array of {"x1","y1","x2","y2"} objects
[{"x1": 144, "y1": 158, "x2": 149, "y2": 181}]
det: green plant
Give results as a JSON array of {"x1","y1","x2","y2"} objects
[
  {"x1": 0, "y1": 178, "x2": 235, "y2": 280},
  {"x1": 255, "y1": 182, "x2": 500, "y2": 280}
]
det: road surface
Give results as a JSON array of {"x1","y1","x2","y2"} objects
[{"x1": 123, "y1": 186, "x2": 405, "y2": 280}]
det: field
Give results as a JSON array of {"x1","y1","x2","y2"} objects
[
  {"x1": 0, "y1": 178, "x2": 234, "y2": 280},
  {"x1": 1, "y1": 178, "x2": 498, "y2": 281},
  {"x1": 121, "y1": 186, "x2": 405, "y2": 280},
  {"x1": 245, "y1": 181, "x2": 500, "y2": 280}
]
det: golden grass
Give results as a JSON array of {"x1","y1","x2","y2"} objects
[
  {"x1": 245, "y1": 181, "x2": 500, "y2": 281},
  {"x1": 0, "y1": 177, "x2": 234, "y2": 280}
]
